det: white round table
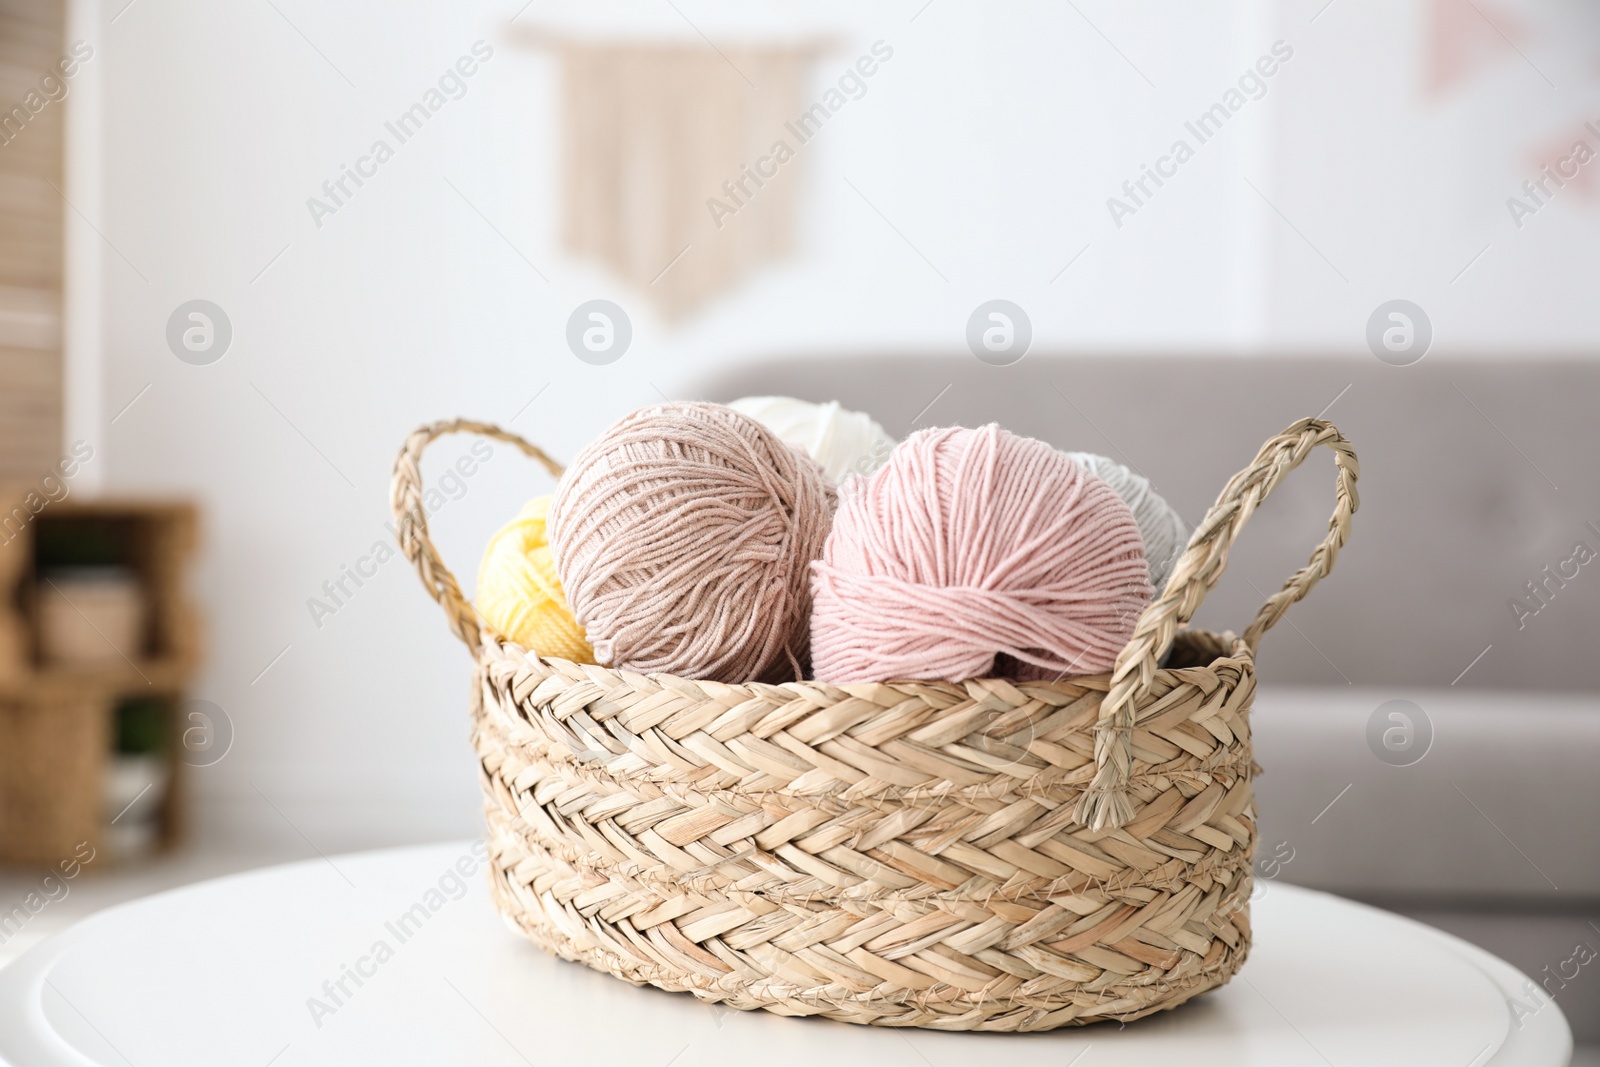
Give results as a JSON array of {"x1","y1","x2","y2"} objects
[{"x1": 0, "y1": 842, "x2": 1571, "y2": 1067}]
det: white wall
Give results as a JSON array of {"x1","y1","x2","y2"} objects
[
  {"x1": 1264, "y1": 0, "x2": 1600, "y2": 348},
  {"x1": 84, "y1": 0, "x2": 1600, "y2": 851}
]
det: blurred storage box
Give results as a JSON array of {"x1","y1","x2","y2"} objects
[{"x1": 35, "y1": 567, "x2": 144, "y2": 669}]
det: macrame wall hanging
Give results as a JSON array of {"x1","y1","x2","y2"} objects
[{"x1": 536, "y1": 38, "x2": 821, "y2": 320}]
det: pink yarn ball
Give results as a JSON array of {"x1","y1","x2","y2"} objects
[{"x1": 809, "y1": 425, "x2": 1154, "y2": 684}]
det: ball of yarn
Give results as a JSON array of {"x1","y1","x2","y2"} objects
[
  {"x1": 810, "y1": 425, "x2": 1153, "y2": 684},
  {"x1": 1066, "y1": 452, "x2": 1189, "y2": 592},
  {"x1": 475, "y1": 495, "x2": 595, "y2": 663},
  {"x1": 728, "y1": 396, "x2": 896, "y2": 483},
  {"x1": 549, "y1": 401, "x2": 836, "y2": 683}
]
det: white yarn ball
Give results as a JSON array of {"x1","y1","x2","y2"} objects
[
  {"x1": 728, "y1": 396, "x2": 896, "y2": 483},
  {"x1": 1067, "y1": 452, "x2": 1189, "y2": 592}
]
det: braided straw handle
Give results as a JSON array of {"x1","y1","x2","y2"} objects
[
  {"x1": 1075, "y1": 417, "x2": 1360, "y2": 831},
  {"x1": 390, "y1": 419, "x2": 565, "y2": 654}
]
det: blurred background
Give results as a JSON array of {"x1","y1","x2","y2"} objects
[{"x1": 0, "y1": 0, "x2": 1597, "y2": 1054}]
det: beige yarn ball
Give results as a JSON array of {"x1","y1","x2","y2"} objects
[{"x1": 548, "y1": 402, "x2": 836, "y2": 683}]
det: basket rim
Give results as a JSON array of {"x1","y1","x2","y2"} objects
[
  {"x1": 472, "y1": 626, "x2": 1255, "y2": 807},
  {"x1": 478, "y1": 625, "x2": 1246, "y2": 700}
]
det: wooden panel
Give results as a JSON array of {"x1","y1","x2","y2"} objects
[
  {"x1": 0, "y1": 0, "x2": 65, "y2": 483},
  {"x1": 0, "y1": 283, "x2": 57, "y2": 348},
  {"x1": 0, "y1": 173, "x2": 63, "y2": 289},
  {"x1": 0, "y1": 344, "x2": 60, "y2": 481}
]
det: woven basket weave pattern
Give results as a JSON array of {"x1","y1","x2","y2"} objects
[{"x1": 391, "y1": 417, "x2": 1358, "y2": 1031}]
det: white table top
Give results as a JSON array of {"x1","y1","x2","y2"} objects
[{"x1": 0, "y1": 842, "x2": 1572, "y2": 1067}]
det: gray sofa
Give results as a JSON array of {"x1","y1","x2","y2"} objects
[{"x1": 697, "y1": 354, "x2": 1600, "y2": 1040}]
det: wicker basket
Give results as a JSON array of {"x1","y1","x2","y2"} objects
[{"x1": 391, "y1": 416, "x2": 1358, "y2": 1031}]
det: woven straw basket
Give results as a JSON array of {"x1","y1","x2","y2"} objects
[{"x1": 391, "y1": 416, "x2": 1358, "y2": 1032}]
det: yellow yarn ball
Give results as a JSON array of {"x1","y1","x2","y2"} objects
[{"x1": 475, "y1": 495, "x2": 595, "y2": 663}]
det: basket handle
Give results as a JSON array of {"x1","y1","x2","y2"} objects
[
  {"x1": 389, "y1": 419, "x2": 565, "y2": 654},
  {"x1": 1075, "y1": 417, "x2": 1360, "y2": 831}
]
